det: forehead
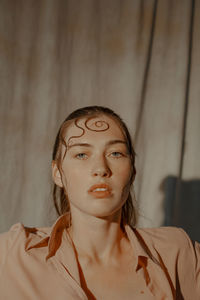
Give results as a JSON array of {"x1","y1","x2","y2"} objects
[{"x1": 65, "y1": 114, "x2": 125, "y2": 144}]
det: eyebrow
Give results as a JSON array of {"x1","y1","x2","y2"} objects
[{"x1": 67, "y1": 139, "x2": 127, "y2": 149}]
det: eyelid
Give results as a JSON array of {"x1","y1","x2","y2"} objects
[{"x1": 109, "y1": 147, "x2": 127, "y2": 153}]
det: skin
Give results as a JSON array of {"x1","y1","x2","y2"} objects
[{"x1": 52, "y1": 114, "x2": 136, "y2": 298}]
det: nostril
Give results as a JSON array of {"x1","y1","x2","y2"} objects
[{"x1": 103, "y1": 171, "x2": 109, "y2": 177}]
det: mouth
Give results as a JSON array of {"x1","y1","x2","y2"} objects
[{"x1": 88, "y1": 183, "x2": 112, "y2": 198}]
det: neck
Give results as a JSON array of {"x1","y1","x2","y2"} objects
[{"x1": 67, "y1": 209, "x2": 129, "y2": 267}]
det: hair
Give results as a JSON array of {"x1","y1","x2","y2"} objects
[{"x1": 52, "y1": 106, "x2": 137, "y2": 229}]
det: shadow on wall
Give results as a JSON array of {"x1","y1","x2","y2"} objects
[{"x1": 161, "y1": 176, "x2": 200, "y2": 242}]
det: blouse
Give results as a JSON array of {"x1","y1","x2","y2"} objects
[{"x1": 0, "y1": 213, "x2": 199, "y2": 299}]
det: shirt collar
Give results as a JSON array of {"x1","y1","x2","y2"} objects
[
  {"x1": 26, "y1": 213, "x2": 151, "y2": 264},
  {"x1": 25, "y1": 213, "x2": 70, "y2": 254}
]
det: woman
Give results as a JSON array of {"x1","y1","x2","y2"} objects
[{"x1": 0, "y1": 106, "x2": 199, "y2": 299}]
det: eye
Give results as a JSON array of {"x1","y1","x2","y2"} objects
[
  {"x1": 75, "y1": 153, "x2": 88, "y2": 159},
  {"x1": 110, "y1": 151, "x2": 124, "y2": 158}
]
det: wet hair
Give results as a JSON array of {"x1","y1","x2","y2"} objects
[{"x1": 52, "y1": 106, "x2": 137, "y2": 229}]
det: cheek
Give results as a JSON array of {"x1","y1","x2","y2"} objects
[
  {"x1": 61, "y1": 164, "x2": 86, "y2": 191},
  {"x1": 114, "y1": 162, "x2": 132, "y2": 183}
]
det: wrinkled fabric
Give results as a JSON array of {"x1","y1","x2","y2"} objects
[{"x1": 0, "y1": 213, "x2": 199, "y2": 299}]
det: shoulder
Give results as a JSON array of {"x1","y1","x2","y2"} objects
[
  {"x1": 134, "y1": 227, "x2": 200, "y2": 297},
  {"x1": 136, "y1": 226, "x2": 192, "y2": 248},
  {"x1": 133, "y1": 226, "x2": 199, "y2": 265},
  {"x1": 0, "y1": 223, "x2": 51, "y2": 267},
  {"x1": 135, "y1": 226, "x2": 200, "y2": 276},
  {"x1": 0, "y1": 223, "x2": 51, "y2": 244},
  {"x1": 0, "y1": 223, "x2": 26, "y2": 250}
]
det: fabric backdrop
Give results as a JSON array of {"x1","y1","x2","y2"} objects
[{"x1": 0, "y1": 0, "x2": 200, "y2": 234}]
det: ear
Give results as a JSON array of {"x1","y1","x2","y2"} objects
[{"x1": 52, "y1": 160, "x2": 63, "y2": 188}]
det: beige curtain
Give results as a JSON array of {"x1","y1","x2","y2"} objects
[{"x1": 0, "y1": 0, "x2": 199, "y2": 232}]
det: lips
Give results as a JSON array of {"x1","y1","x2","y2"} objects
[{"x1": 88, "y1": 183, "x2": 112, "y2": 198}]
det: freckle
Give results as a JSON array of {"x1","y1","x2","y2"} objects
[{"x1": 140, "y1": 290, "x2": 144, "y2": 294}]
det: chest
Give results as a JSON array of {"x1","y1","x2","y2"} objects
[{"x1": 79, "y1": 262, "x2": 154, "y2": 300}]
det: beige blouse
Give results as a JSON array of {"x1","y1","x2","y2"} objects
[{"x1": 0, "y1": 213, "x2": 199, "y2": 299}]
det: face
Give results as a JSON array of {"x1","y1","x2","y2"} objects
[{"x1": 53, "y1": 114, "x2": 132, "y2": 220}]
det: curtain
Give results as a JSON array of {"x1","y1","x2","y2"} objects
[{"x1": 0, "y1": 0, "x2": 199, "y2": 234}]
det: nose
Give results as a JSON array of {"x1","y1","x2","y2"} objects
[{"x1": 92, "y1": 157, "x2": 112, "y2": 178}]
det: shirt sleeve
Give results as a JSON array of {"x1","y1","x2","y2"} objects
[{"x1": 177, "y1": 228, "x2": 200, "y2": 298}]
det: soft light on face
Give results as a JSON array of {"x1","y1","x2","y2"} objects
[{"x1": 53, "y1": 114, "x2": 132, "y2": 220}]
